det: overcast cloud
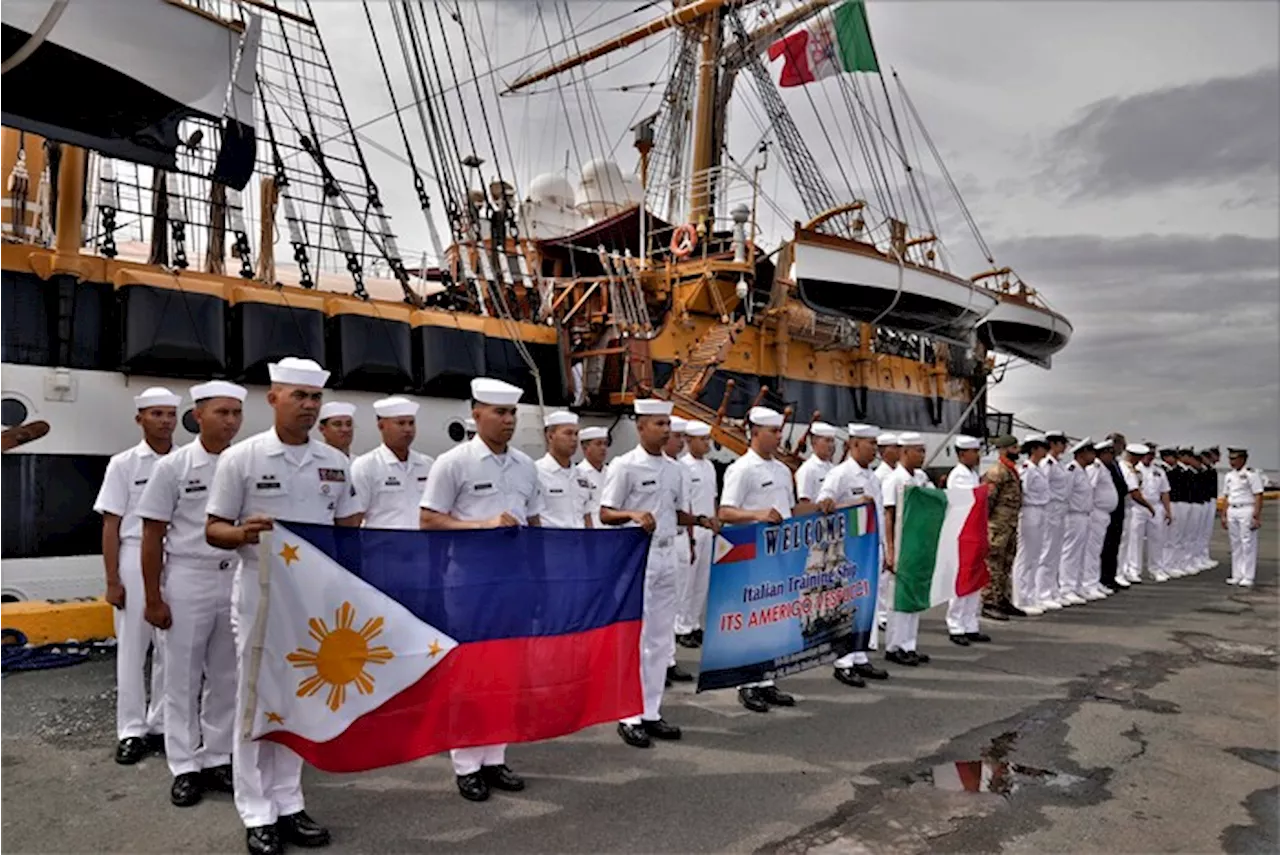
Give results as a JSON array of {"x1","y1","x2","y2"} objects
[{"x1": 312, "y1": 0, "x2": 1280, "y2": 468}]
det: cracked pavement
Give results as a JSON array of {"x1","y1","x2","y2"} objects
[{"x1": 3, "y1": 509, "x2": 1276, "y2": 854}]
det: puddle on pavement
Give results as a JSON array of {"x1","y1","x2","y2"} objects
[{"x1": 904, "y1": 730, "x2": 1085, "y2": 797}]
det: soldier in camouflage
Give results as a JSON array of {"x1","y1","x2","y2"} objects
[{"x1": 982, "y1": 435, "x2": 1023, "y2": 620}]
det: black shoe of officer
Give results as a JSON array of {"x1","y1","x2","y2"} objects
[
  {"x1": 666, "y1": 664, "x2": 694, "y2": 682},
  {"x1": 738, "y1": 687, "x2": 770, "y2": 713},
  {"x1": 966, "y1": 632, "x2": 992, "y2": 643},
  {"x1": 949, "y1": 633, "x2": 971, "y2": 646},
  {"x1": 170, "y1": 772, "x2": 203, "y2": 807},
  {"x1": 277, "y1": 811, "x2": 330, "y2": 848},
  {"x1": 145, "y1": 733, "x2": 166, "y2": 755},
  {"x1": 692, "y1": 629, "x2": 704, "y2": 644},
  {"x1": 481, "y1": 764, "x2": 525, "y2": 792},
  {"x1": 115, "y1": 737, "x2": 147, "y2": 765},
  {"x1": 854, "y1": 662, "x2": 889, "y2": 680},
  {"x1": 456, "y1": 772, "x2": 490, "y2": 801},
  {"x1": 617, "y1": 722, "x2": 651, "y2": 748},
  {"x1": 676, "y1": 633, "x2": 700, "y2": 649},
  {"x1": 911, "y1": 651, "x2": 931, "y2": 665},
  {"x1": 759, "y1": 685, "x2": 795, "y2": 707},
  {"x1": 982, "y1": 605, "x2": 1010, "y2": 622},
  {"x1": 885, "y1": 649, "x2": 916, "y2": 666},
  {"x1": 202, "y1": 764, "x2": 234, "y2": 793},
  {"x1": 642, "y1": 719, "x2": 682, "y2": 740},
  {"x1": 246, "y1": 826, "x2": 283, "y2": 855},
  {"x1": 833, "y1": 666, "x2": 866, "y2": 688}
]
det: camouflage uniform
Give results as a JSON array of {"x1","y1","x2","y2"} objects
[{"x1": 982, "y1": 461, "x2": 1023, "y2": 606}]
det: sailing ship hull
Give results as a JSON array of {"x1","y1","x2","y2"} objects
[{"x1": 976, "y1": 298, "x2": 1073, "y2": 369}]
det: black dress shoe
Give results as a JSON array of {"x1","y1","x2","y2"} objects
[
  {"x1": 115, "y1": 737, "x2": 147, "y2": 765},
  {"x1": 981, "y1": 605, "x2": 1010, "y2": 622},
  {"x1": 145, "y1": 733, "x2": 166, "y2": 755},
  {"x1": 966, "y1": 632, "x2": 992, "y2": 643},
  {"x1": 911, "y1": 651, "x2": 931, "y2": 664},
  {"x1": 617, "y1": 722, "x2": 651, "y2": 748},
  {"x1": 854, "y1": 662, "x2": 889, "y2": 680},
  {"x1": 833, "y1": 666, "x2": 866, "y2": 688},
  {"x1": 246, "y1": 826, "x2": 283, "y2": 855},
  {"x1": 170, "y1": 772, "x2": 203, "y2": 808},
  {"x1": 202, "y1": 764, "x2": 234, "y2": 793},
  {"x1": 885, "y1": 649, "x2": 916, "y2": 666},
  {"x1": 666, "y1": 664, "x2": 694, "y2": 682},
  {"x1": 949, "y1": 633, "x2": 972, "y2": 646},
  {"x1": 738, "y1": 687, "x2": 770, "y2": 713},
  {"x1": 1000, "y1": 601, "x2": 1028, "y2": 618},
  {"x1": 692, "y1": 628, "x2": 704, "y2": 644},
  {"x1": 277, "y1": 811, "x2": 330, "y2": 848},
  {"x1": 456, "y1": 771, "x2": 491, "y2": 801},
  {"x1": 481, "y1": 764, "x2": 525, "y2": 792},
  {"x1": 642, "y1": 719, "x2": 682, "y2": 740},
  {"x1": 676, "y1": 633, "x2": 701, "y2": 649},
  {"x1": 760, "y1": 685, "x2": 795, "y2": 707}
]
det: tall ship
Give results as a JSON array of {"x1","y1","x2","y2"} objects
[{"x1": 0, "y1": 0, "x2": 1071, "y2": 601}]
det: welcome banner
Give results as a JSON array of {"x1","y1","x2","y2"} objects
[{"x1": 696, "y1": 505, "x2": 880, "y2": 691}]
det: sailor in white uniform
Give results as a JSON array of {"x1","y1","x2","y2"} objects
[
  {"x1": 1012, "y1": 434, "x2": 1050, "y2": 614},
  {"x1": 662, "y1": 417, "x2": 697, "y2": 683},
  {"x1": 137, "y1": 381, "x2": 245, "y2": 807},
  {"x1": 1085, "y1": 439, "x2": 1120, "y2": 598},
  {"x1": 576, "y1": 426, "x2": 609, "y2": 528},
  {"x1": 1056, "y1": 438, "x2": 1096, "y2": 604},
  {"x1": 945, "y1": 435, "x2": 991, "y2": 645},
  {"x1": 817, "y1": 424, "x2": 891, "y2": 687},
  {"x1": 350, "y1": 397, "x2": 434, "y2": 529},
  {"x1": 1120, "y1": 443, "x2": 1157, "y2": 584},
  {"x1": 719, "y1": 407, "x2": 807, "y2": 712},
  {"x1": 795, "y1": 422, "x2": 838, "y2": 507},
  {"x1": 317, "y1": 401, "x2": 356, "y2": 457},
  {"x1": 1138, "y1": 446, "x2": 1173, "y2": 581},
  {"x1": 534, "y1": 411, "x2": 592, "y2": 529},
  {"x1": 205, "y1": 358, "x2": 363, "y2": 855},
  {"x1": 94, "y1": 386, "x2": 179, "y2": 765},
  {"x1": 600, "y1": 398, "x2": 718, "y2": 748},
  {"x1": 419, "y1": 377, "x2": 543, "y2": 802},
  {"x1": 1036, "y1": 430, "x2": 1071, "y2": 608},
  {"x1": 1222, "y1": 447, "x2": 1264, "y2": 587},
  {"x1": 873, "y1": 433, "x2": 901, "y2": 631},
  {"x1": 675, "y1": 420, "x2": 718, "y2": 649},
  {"x1": 881, "y1": 432, "x2": 934, "y2": 664}
]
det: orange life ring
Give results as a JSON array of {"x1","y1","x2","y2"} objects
[{"x1": 670, "y1": 224, "x2": 697, "y2": 258}]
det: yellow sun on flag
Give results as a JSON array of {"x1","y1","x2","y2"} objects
[{"x1": 286, "y1": 601, "x2": 394, "y2": 712}]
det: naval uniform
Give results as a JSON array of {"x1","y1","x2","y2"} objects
[
  {"x1": 206, "y1": 429, "x2": 363, "y2": 829},
  {"x1": 136, "y1": 439, "x2": 239, "y2": 781},
  {"x1": 94, "y1": 440, "x2": 169, "y2": 742},
  {"x1": 1163, "y1": 464, "x2": 1188, "y2": 574},
  {"x1": 1137, "y1": 462, "x2": 1170, "y2": 580},
  {"x1": 1223, "y1": 466, "x2": 1263, "y2": 586},
  {"x1": 599, "y1": 446, "x2": 686, "y2": 725},
  {"x1": 576, "y1": 459, "x2": 607, "y2": 529},
  {"x1": 817, "y1": 459, "x2": 882, "y2": 667},
  {"x1": 882, "y1": 465, "x2": 932, "y2": 653},
  {"x1": 675, "y1": 452, "x2": 718, "y2": 637},
  {"x1": 1195, "y1": 465, "x2": 1218, "y2": 570},
  {"x1": 1036, "y1": 453, "x2": 1070, "y2": 605},
  {"x1": 1085, "y1": 460, "x2": 1119, "y2": 596},
  {"x1": 419, "y1": 436, "x2": 544, "y2": 776},
  {"x1": 1120, "y1": 459, "x2": 1147, "y2": 583},
  {"x1": 350, "y1": 444, "x2": 434, "y2": 529},
  {"x1": 1057, "y1": 459, "x2": 1094, "y2": 599},
  {"x1": 535, "y1": 454, "x2": 591, "y2": 529},
  {"x1": 873, "y1": 460, "x2": 897, "y2": 631},
  {"x1": 944, "y1": 463, "x2": 984, "y2": 635},
  {"x1": 1012, "y1": 459, "x2": 1050, "y2": 609}
]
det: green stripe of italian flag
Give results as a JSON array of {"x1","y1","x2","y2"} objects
[{"x1": 893, "y1": 485, "x2": 991, "y2": 613}]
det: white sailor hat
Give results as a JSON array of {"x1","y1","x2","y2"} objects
[
  {"x1": 1094, "y1": 439, "x2": 1114, "y2": 452},
  {"x1": 464, "y1": 418, "x2": 476, "y2": 432},
  {"x1": 579, "y1": 426, "x2": 608, "y2": 441},
  {"x1": 876, "y1": 432, "x2": 900, "y2": 446},
  {"x1": 810, "y1": 421, "x2": 837, "y2": 438},
  {"x1": 268, "y1": 356, "x2": 330, "y2": 388},
  {"x1": 134, "y1": 386, "x2": 181, "y2": 410},
  {"x1": 634, "y1": 398, "x2": 673, "y2": 416},
  {"x1": 319, "y1": 401, "x2": 356, "y2": 422},
  {"x1": 847, "y1": 423, "x2": 880, "y2": 439},
  {"x1": 897, "y1": 431, "x2": 925, "y2": 446},
  {"x1": 1046, "y1": 429, "x2": 1067, "y2": 441},
  {"x1": 373, "y1": 396, "x2": 418, "y2": 418},
  {"x1": 471, "y1": 377, "x2": 523, "y2": 406},
  {"x1": 544, "y1": 410, "x2": 579, "y2": 428},
  {"x1": 954, "y1": 435, "x2": 982, "y2": 450},
  {"x1": 190, "y1": 381, "x2": 246, "y2": 403},
  {"x1": 684, "y1": 420, "x2": 711, "y2": 437},
  {"x1": 1070, "y1": 436, "x2": 1094, "y2": 454},
  {"x1": 1125, "y1": 442, "x2": 1150, "y2": 455},
  {"x1": 1023, "y1": 433, "x2": 1047, "y2": 445},
  {"x1": 669, "y1": 416, "x2": 689, "y2": 433},
  {"x1": 747, "y1": 406, "x2": 784, "y2": 428}
]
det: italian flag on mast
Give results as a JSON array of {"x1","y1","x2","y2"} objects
[{"x1": 767, "y1": 0, "x2": 880, "y2": 88}]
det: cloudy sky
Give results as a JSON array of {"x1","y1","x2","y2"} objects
[{"x1": 311, "y1": 0, "x2": 1280, "y2": 468}]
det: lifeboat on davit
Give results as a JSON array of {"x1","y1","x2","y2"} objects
[
  {"x1": 790, "y1": 226, "x2": 997, "y2": 345},
  {"x1": 972, "y1": 269, "x2": 1073, "y2": 368}
]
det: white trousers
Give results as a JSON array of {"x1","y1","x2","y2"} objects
[
  {"x1": 1036, "y1": 502, "x2": 1066, "y2": 603},
  {"x1": 161, "y1": 561, "x2": 237, "y2": 777},
  {"x1": 1228, "y1": 506, "x2": 1258, "y2": 584},
  {"x1": 876, "y1": 569, "x2": 893, "y2": 628},
  {"x1": 232, "y1": 566, "x2": 304, "y2": 828},
  {"x1": 622, "y1": 540, "x2": 678, "y2": 724},
  {"x1": 667, "y1": 534, "x2": 692, "y2": 668},
  {"x1": 884, "y1": 608, "x2": 919, "y2": 652},
  {"x1": 1012, "y1": 504, "x2": 1045, "y2": 608},
  {"x1": 945, "y1": 592, "x2": 981, "y2": 635},
  {"x1": 1143, "y1": 504, "x2": 1167, "y2": 575},
  {"x1": 1164, "y1": 503, "x2": 1188, "y2": 570},
  {"x1": 1199, "y1": 503, "x2": 1215, "y2": 564},
  {"x1": 115, "y1": 542, "x2": 165, "y2": 740},
  {"x1": 1122, "y1": 505, "x2": 1148, "y2": 579},
  {"x1": 1057, "y1": 512, "x2": 1090, "y2": 596},
  {"x1": 675, "y1": 529, "x2": 713, "y2": 636},
  {"x1": 1084, "y1": 510, "x2": 1110, "y2": 592}
]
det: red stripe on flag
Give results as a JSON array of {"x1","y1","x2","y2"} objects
[
  {"x1": 955, "y1": 484, "x2": 990, "y2": 597},
  {"x1": 265, "y1": 621, "x2": 643, "y2": 773},
  {"x1": 766, "y1": 30, "x2": 815, "y2": 87}
]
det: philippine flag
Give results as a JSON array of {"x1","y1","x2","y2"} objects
[{"x1": 240, "y1": 523, "x2": 649, "y2": 772}]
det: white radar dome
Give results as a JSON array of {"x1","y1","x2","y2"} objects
[{"x1": 528, "y1": 173, "x2": 575, "y2": 208}]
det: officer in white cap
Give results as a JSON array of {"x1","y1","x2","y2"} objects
[
  {"x1": 600, "y1": 398, "x2": 719, "y2": 748},
  {"x1": 1084, "y1": 439, "x2": 1120, "y2": 597},
  {"x1": 137, "y1": 381, "x2": 245, "y2": 807},
  {"x1": 350, "y1": 397, "x2": 434, "y2": 529},
  {"x1": 1057, "y1": 438, "x2": 1097, "y2": 604},
  {"x1": 875, "y1": 433, "x2": 901, "y2": 481},
  {"x1": 795, "y1": 422, "x2": 838, "y2": 506},
  {"x1": 944, "y1": 435, "x2": 991, "y2": 645},
  {"x1": 317, "y1": 401, "x2": 356, "y2": 457},
  {"x1": 576, "y1": 426, "x2": 610, "y2": 527},
  {"x1": 1012, "y1": 434, "x2": 1050, "y2": 614},
  {"x1": 873, "y1": 433, "x2": 902, "y2": 631},
  {"x1": 1137, "y1": 445, "x2": 1173, "y2": 581},
  {"x1": 1035, "y1": 430, "x2": 1071, "y2": 609},
  {"x1": 419, "y1": 377, "x2": 542, "y2": 802},
  {"x1": 206, "y1": 358, "x2": 363, "y2": 855},
  {"x1": 719, "y1": 406, "x2": 807, "y2": 712},
  {"x1": 817, "y1": 424, "x2": 890, "y2": 687},
  {"x1": 1120, "y1": 443, "x2": 1157, "y2": 584},
  {"x1": 675, "y1": 420, "x2": 717, "y2": 649},
  {"x1": 1222, "y1": 447, "x2": 1263, "y2": 587},
  {"x1": 94, "y1": 385, "x2": 180, "y2": 765},
  {"x1": 881, "y1": 432, "x2": 934, "y2": 665},
  {"x1": 535, "y1": 411, "x2": 592, "y2": 529}
]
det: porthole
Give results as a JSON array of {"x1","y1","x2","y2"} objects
[
  {"x1": 1, "y1": 398, "x2": 29, "y2": 428},
  {"x1": 182, "y1": 408, "x2": 200, "y2": 434},
  {"x1": 447, "y1": 420, "x2": 466, "y2": 442}
]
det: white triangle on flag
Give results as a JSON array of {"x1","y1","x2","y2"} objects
[{"x1": 713, "y1": 534, "x2": 736, "y2": 564}]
